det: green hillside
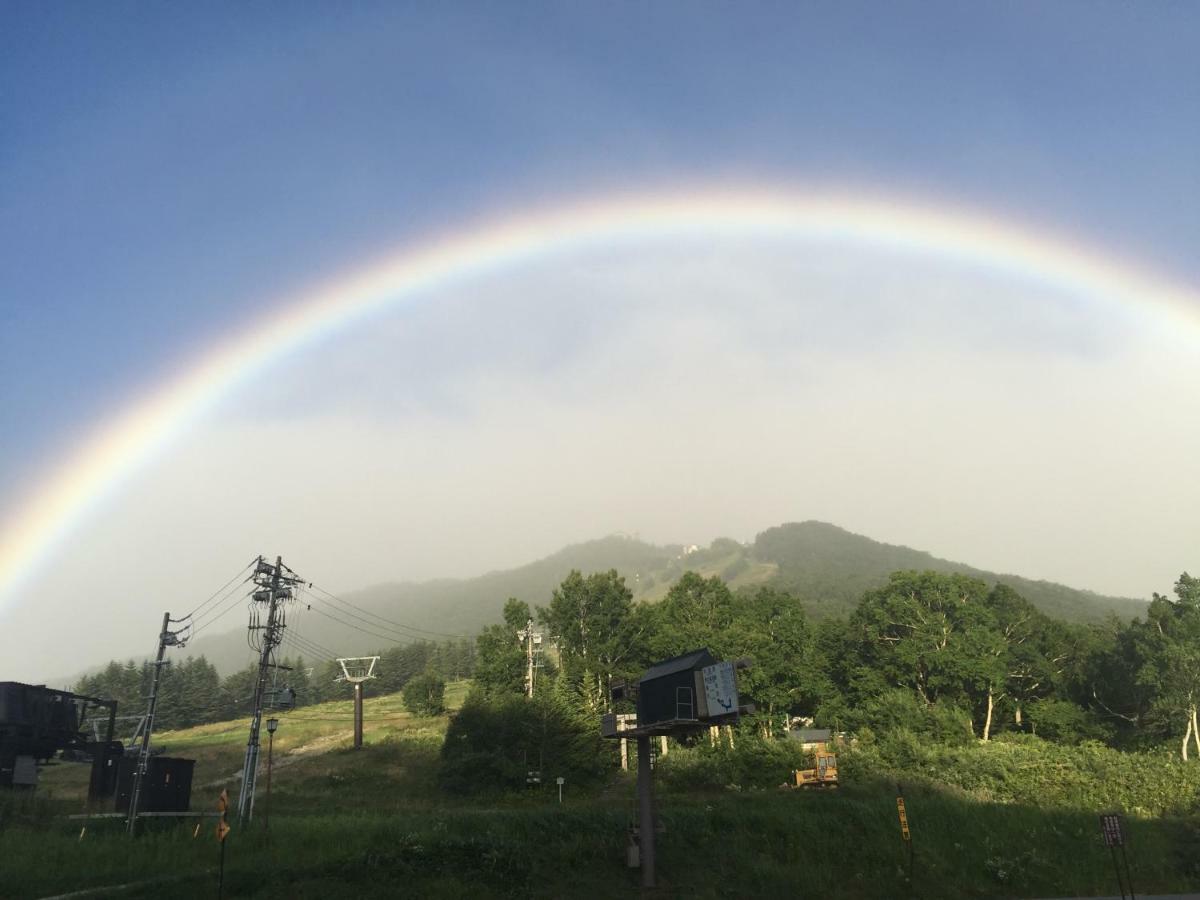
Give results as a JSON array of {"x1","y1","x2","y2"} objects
[
  {"x1": 175, "y1": 524, "x2": 1146, "y2": 674},
  {"x1": 752, "y1": 521, "x2": 1149, "y2": 622},
  {"x1": 15, "y1": 683, "x2": 1200, "y2": 899}
]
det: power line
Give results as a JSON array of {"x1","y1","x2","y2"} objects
[
  {"x1": 283, "y1": 628, "x2": 341, "y2": 662},
  {"x1": 305, "y1": 605, "x2": 409, "y2": 648},
  {"x1": 285, "y1": 598, "x2": 343, "y2": 659},
  {"x1": 305, "y1": 591, "x2": 466, "y2": 646},
  {"x1": 182, "y1": 558, "x2": 259, "y2": 620},
  {"x1": 306, "y1": 583, "x2": 467, "y2": 639},
  {"x1": 189, "y1": 588, "x2": 254, "y2": 640}
]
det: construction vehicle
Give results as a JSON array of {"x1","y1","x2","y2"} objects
[{"x1": 792, "y1": 752, "x2": 838, "y2": 788}]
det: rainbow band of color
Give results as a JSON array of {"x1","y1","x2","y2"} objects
[{"x1": 3, "y1": 187, "x2": 1199, "y2": 610}]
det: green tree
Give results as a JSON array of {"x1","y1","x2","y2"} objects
[
  {"x1": 850, "y1": 570, "x2": 998, "y2": 737},
  {"x1": 402, "y1": 671, "x2": 446, "y2": 716},
  {"x1": 728, "y1": 586, "x2": 816, "y2": 736},
  {"x1": 1136, "y1": 573, "x2": 1200, "y2": 759},
  {"x1": 647, "y1": 572, "x2": 737, "y2": 660},
  {"x1": 540, "y1": 571, "x2": 641, "y2": 711}
]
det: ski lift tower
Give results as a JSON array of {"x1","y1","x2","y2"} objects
[{"x1": 336, "y1": 657, "x2": 379, "y2": 749}]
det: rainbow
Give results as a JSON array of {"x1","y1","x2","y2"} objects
[{"x1": 2, "y1": 186, "x2": 1199, "y2": 609}]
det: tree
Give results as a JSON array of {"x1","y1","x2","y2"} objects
[
  {"x1": 727, "y1": 587, "x2": 816, "y2": 736},
  {"x1": 850, "y1": 570, "x2": 997, "y2": 737},
  {"x1": 402, "y1": 672, "x2": 446, "y2": 716},
  {"x1": 1135, "y1": 573, "x2": 1200, "y2": 760},
  {"x1": 439, "y1": 681, "x2": 609, "y2": 794},
  {"x1": 647, "y1": 572, "x2": 737, "y2": 660},
  {"x1": 539, "y1": 571, "x2": 642, "y2": 711}
]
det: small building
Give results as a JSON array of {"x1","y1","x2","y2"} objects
[
  {"x1": 115, "y1": 756, "x2": 195, "y2": 813},
  {"x1": 788, "y1": 727, "x2": 832, "y2": 752},
  {"x1": 636, "y1": 649, "x2": 717, "y2": 729}
]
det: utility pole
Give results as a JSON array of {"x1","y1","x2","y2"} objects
[
  {"x1": 525, "y1": 616, "x2": 534, "y2": 698},
  {"x1": 517, "y1": 616, "x2": 541, "y2": 698},
  {"x1": 237, "y1": 556, "x2": 301, "y2": 823},
  {"x1": 127, "y1": 611, "x2": 187, "y2": 834}
]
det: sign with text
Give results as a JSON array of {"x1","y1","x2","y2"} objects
[
  {"x1": 896, "y1": 796, "x2": 911, "y2": 842},
  {"x1": 701, "y1": 661, "x2": 738, "y2": 717}
]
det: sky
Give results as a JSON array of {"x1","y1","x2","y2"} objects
[{"x1": 2, "y1": 2, "x2": 1199, "y2": 679}]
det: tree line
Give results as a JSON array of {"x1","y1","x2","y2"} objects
[
  {"x1": 470, "y1": 567, "x2": 1200, "y2": 755},
  {"x1": 74, "y1": 567, "x2": 1199, "y2": 760},
  {"x1": 73, "y1": 637, "x2": 476, "y2": 733}
]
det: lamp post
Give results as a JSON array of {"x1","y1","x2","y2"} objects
[{"x1": 264, "y1": 717, "x2": 279, "y2": 830}]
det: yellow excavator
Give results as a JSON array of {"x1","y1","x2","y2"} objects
[{"x1": 792, "y1": 752, "x2": 839, "y2": 788}]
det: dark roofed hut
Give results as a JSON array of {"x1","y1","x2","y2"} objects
[{"x1": 635, "y1": 648, "x2": 716, "y2": 729}]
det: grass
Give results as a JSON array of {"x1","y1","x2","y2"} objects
[{"x1": 6, "y1": 681, "x2": 1200, "y2": 899}]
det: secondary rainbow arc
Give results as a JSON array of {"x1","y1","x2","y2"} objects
[{"x1": 2, "y1": 186, "x2": 1199, "y2": 610}]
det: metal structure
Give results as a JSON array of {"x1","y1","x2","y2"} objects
[
  {"x1": 264, "y1": 717, "x2": 279, "y2": 829},
  {"x1": 601, "y1": 649, "x2": 750, "y2": 890},
  {"x1": 0, "y1": 682, "x2": 118, "y2": 800},
  {"x1": 336, "y1": 656, "x2": 378, "y2": 749},
  {"x1": 237, "y1": 556, "x2": 304, "y2": 823},
  {"x1": 516, "y1": 617, "x2": 543, "y2": 698},
  {"x1": 792, "y1": 752, "x2": 839, "y2": 789},
  {"x1": 127, "y1": 611, "x2": 189, "y2": 832}
]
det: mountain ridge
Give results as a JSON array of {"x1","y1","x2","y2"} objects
[{"x1": 159, "y1": 521, "x2": 1147, "y2": 675}]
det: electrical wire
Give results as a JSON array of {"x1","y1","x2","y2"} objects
[
  {"x1": 180, "y1": 558, "x2": 259, "y2": 620},
  {"x1": 306, "y1": 582, "x2": 467, "y2": 639},
  {"x1": 285, "y1": 598, "x2": 343, "y2": 658},
  {"x1": 305, "y1": 604, "x2": 415, "y2": 649},
  {"x1": 284, "y1": 629, "x2": 341, "y2": 662},
  {"x1": 188, "y1": 589, "x2": 254, "y2": 641},
  {"x1": 283, "y1": 620, "x2": 343, "y2": 660}
]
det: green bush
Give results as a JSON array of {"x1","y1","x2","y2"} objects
[
  {"x1": 656, "y1": 734, "x2": 811, "y2": 791},
  {"x1": 402, "y1": 672, "x2": 447, "y2": 716},
  {"x1": 843, "y1": 730, "x2": 1200, "y2": 816},
  {"x1": 440, "y1": 684, "x2": 610, "y2": 794}
]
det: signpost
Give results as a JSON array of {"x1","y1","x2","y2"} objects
[
  {"x1": 216, "y1": 789, "x2": 231, "y2": 899},
  {"x1": 556, "y1": 776, "x2": 565, "y2": 804},
  {"x1": 895, "y1": 784, "x2": 914, "y2": 886},
  {"x1": 1099, "y1": 813, "x2": 1135, "y2": 900}
]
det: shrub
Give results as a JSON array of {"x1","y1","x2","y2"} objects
[
  {"x1": 439, "y1": 683, "x2": 610, "y2": 794},
  {"x1": 402, "y1": 672, "x2": 446, "y2": 716}
]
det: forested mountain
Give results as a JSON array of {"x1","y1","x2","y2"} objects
[
  {"x1": 114, "y1": 522, "x2": 1146, "y2": 676},
  {"x1": 753, "y1": 521, "x2": 1149, "y2": 622}
]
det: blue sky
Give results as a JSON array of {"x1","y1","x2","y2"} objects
[
  {"x1": 4, "y1": 2, "x2": 1198, "y2": 480},
  {"x1": 2, "y1": 3, "x2": 1199, "y2": 674}
]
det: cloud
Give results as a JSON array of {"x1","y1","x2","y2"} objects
[{"x1": 3, "y1": 240, "x2": 1197, "y2": 679}]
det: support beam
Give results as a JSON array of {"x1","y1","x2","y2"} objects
[
  {"x1": 637, "y1": 736, "x2": 656, "y2": 890},
  {"x1": 353, "y1": 683, "x2": 363, "y2": 749}
]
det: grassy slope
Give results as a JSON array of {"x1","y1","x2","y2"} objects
[{"x1": 8, "y1": 685, "x2": 1200, "y2": 900}]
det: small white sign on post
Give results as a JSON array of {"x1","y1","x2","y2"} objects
[
  {"x1": 701, "y1": 661, "x2": 738, "y2": 717},
  {"x1": 556, "y1": 776, "x2": 565, "y2": 804}
]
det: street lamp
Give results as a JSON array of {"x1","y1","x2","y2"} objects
[{"x1": 265, "y1": 718, "x2": 279, "y2": 830}]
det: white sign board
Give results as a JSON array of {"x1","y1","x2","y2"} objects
[{"x1": 701, "y1": 661, "x2": 738, "y2": 717}]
